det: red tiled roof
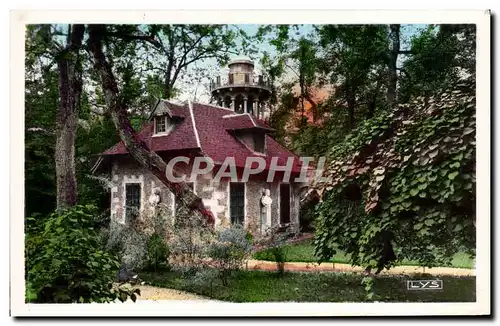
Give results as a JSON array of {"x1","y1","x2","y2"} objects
[
  {"x1": 102, "y1": 101, "x2": 302, "y2": 173},
  {"x1": 223, "y1": 113, "x2": 256, "y2": 130},
  {"x1": 222, "y1": 113, "x2": 273, "y2": 131}
]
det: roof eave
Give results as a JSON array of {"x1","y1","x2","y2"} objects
[{"x1": 226, "y1": 126, "x2": 275, "y2": 133}]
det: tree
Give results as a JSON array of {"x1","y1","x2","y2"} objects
[
  {"x1": 398, "y1": 24, "x2": 476, "y2": 102},
  {"x1": 25, "y1": 51, "x2": 58, "y2": 218},
  {"x1": 256, "y1": 25, "x2": 321, "y2": 141},
  {"x1": 25, "y1": 24, "x2": 85, "y2": 213},
  {"x1": 86, "y1": 24, "x2": 215, "y2": 226},
  {"x1": 104, "y1": 25, "x2": 244, "y2": 99},
  {"x1": 291, "y1": 37, "x2": 319, "y2": 126},
  {"x1": 387, "y1": 24, "x2": 401, "y2": 107},
  {"x1": 54, "y1": 25, "x2": 86, "y2": 212},
  {"x1": 310, "y1": 78, "x2": 475, "y2": 273},
  {"x1": 316, "y1": 24, "x2": 390, "y2": 129}
]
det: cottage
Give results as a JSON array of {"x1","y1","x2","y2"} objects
[{"x1": 94, "y1": 58, "x2": 305, "y2": 235}]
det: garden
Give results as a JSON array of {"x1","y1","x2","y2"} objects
[
  {"x1": 24, "y1": 23, "x2": 477, "y2": 305},
  {"x1": 24, "y1": 203, "x2": 476, "y2": 303},
  {"x1": 252, "y1": 238, "x2": 475, "y2": 269}
]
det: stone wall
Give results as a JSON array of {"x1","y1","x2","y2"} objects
[{"x1": 109, "y1": 156, "x2": 301, "y2": 234}]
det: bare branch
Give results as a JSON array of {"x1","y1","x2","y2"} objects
[
  {"x1": 27, "y1": 127, "x2": 55, "y2": 135},
  {"x1": 105, "y1": 31, "x2": 163, "y2": 50}
]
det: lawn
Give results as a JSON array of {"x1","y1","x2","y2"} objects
[
  {"x1": 140, "y1": 269, "x2": 476, "y2": 302},
  {"x1": 253, "y1": 239, "x2": 475, "y2": 269}
]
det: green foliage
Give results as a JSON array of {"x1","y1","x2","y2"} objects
[
  {"x1": 316, "y1": 24, "x2": 390, "y2": 128},
  {"x1": 205, "y1": 226, "x2": 253, "y2": 285},
  {"x1": 252, "y1": 239, "x2": 474, "y2": 268},
  {"x1": 245, "y1": 230, "x2": 254, "y2": 244},
  {"x1": 146, "y1": 233, "x2": 170, "y2": 271},
  {"x1": 254, "y1": 225, "x2": 294, "y2": 275},
  {"x1": 312, "y1": 81, "x2": 476, "y2": 272},
  {"x1": 361, "y1": 276, "x2": 376, "y2": 301},
  {"x1": 104, "y1": 206, "x2": 171, "y2": 270},
  {"x1": 142, "y1": 270, "x2": 476, "y2": 303},
  {"x1": 399, "y1": 25, "x2": 476, "y2": 102},
  {"x1": 25, "y1": 205, "x2": 139, "y2": 303},
  {"x1": 25, "y1": 60, "x2": 58, "y2": 218}
]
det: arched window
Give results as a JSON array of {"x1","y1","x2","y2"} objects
[
  {"x1": 247, "y1": 96, "x2": 255, "y2": 115},
  {"x1": 224, "y1": 96, "x2": 232, "y2": 108},
  {"x1": 234, "y1": 94, "x2": 244, "y2": 113}
]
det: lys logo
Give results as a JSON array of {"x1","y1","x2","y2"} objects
[{"x1": 407, "y1": 280, "x2": 443, "y2": 290}]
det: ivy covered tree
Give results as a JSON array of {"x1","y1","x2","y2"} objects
[{"x1": 310, "y1": 78, "x2": 475, "y2": 273}]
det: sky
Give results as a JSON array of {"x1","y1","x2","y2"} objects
[{"x1": 176, "y1": 24, "x2": 428, "y2": 103}]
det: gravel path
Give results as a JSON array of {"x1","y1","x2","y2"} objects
[
  {"x1": 246, "y1": 259, "x2": 474, "y2": 276},
  {"x1": 135, "y1": 285, "x2": 212, "y2": 301}
]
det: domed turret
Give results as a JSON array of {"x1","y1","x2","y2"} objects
[{"x1": 210, "y1": 56, "x2": 272, "y2": 120}]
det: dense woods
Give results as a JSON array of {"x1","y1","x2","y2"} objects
[{"x1": 25, "y1": 23, "x2": 476, "y2": 302}]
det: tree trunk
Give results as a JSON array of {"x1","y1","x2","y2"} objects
[
  {"x1": 299, "y1": 73, "x2": 306, "y2": 130},
  {"x1": 346, "y1": 91, "x2": 356, "y2": 130},
  {"x1": 55, "y1": 24, "x2": 85, "y2": 213},
  {"x1": 368, "y1": 76, "x2": 383, "y2": 119},
  {"x1": 87, "y1": 24, "x2": 215, "y2": 226},
  {"x1": 304, "y1": 90, "x2": 317, "y2": 123},
  {"x1": 387, "y1": 24, "x2": 400, "y2": 107}
]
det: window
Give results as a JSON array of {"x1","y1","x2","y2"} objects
[
  {"x1": 125, "y1": 183, "x2": 141, "y2": 224},
  {"x1": 155, "y1": 116, "x2": 167, "y2": 133},
  {"x1": 253, "y1": 134, "x2": 266, "y2": 153},
  {"x1": 244, "y1": 73, "x2": 250, "y2": 84},
  {"x1": 279, "y1": 183, "x2": 290, "y2": 225},
  {"x1": 173, "y1": 182, "x2": 194, "y2": 226},
  {"x1": 230, "y1": 183, "x2": 245, "y2": 225}
]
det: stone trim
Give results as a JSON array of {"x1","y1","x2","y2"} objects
[
  {"x1": 188, "y1": 99, "x2": 201, "y2": 148},
  {"x1": 122, "y1": 174, "x2": 145, "y2": 224},
  {"x1": 227, "y1": 181, "x2": 247, "y2": 227}
]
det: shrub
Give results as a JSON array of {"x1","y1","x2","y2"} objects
[
  {"x1": 191, "y1": 268, "x2": 219, "y2": 297},
  {"x1": 254, "y1": 225, "x2": 294, "y2": 275},
  {"x1": 245, "y1": 231, "x2": 254, "y2": 244},
  {"x1": 26, "y1": 205, "x2": 139, "y2": 303},
  {"x1": 168, "y1": 209, "x2": 215, "y2": 269},
  {"x1": 104, "y1": 205, "x2": 171, "y2": 270},
  {"x1": 270, "y1": 246, "x2": 288, "y2": 275},
  {"x1": 205, "y1": 226, "x2": 252, "y2": 285},
  {"x1": 146, "y1": 233, "x2": 170, "y2": 271}
]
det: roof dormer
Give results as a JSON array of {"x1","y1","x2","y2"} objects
[
  {"x1": 153, "y1": 115, "x2": 173, "y2": 136},
  {"x1": 149, "y1": 100, "x2": 186, "y2": 137},
  {"x1": 223, "y1": 113, "x2": 273, "y2": 155}
]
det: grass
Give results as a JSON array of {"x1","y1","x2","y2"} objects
[
  {"x1": 253, "y1": 239, "x2": 475, "y2": 269},
  {"x1": 140, "y1": 269, "x2": 476, "y2": 302}
]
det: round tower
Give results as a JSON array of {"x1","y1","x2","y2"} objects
[{"x1": 210, "y1": 56, "x2": 272, "y2": 120}]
